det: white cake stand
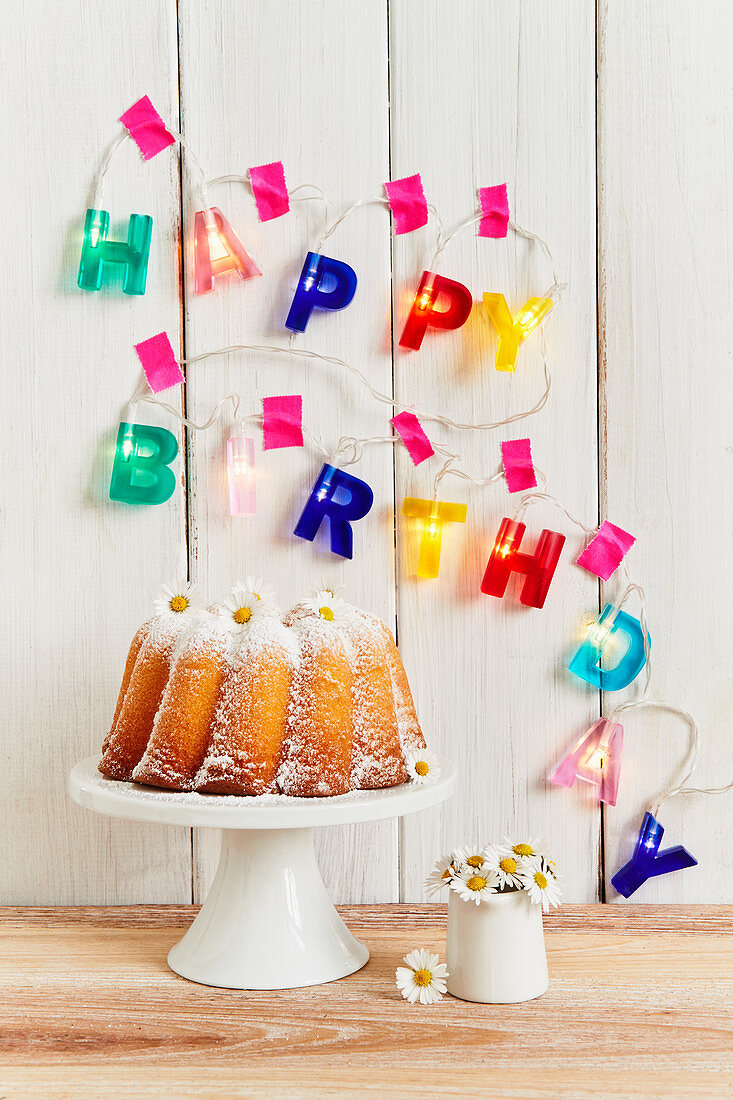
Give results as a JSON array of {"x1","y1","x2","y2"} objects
[{"x1": 69, "y1": 755, "x2": 454, "y2": 991}]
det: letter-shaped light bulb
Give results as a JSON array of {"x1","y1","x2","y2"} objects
[
  {"x1": 402, "y1": 498, "x2": 468, "y2": 578},
  {"x1": 193, "y1": 207, "x2": 261, "y2": 294},
  {"x1": 482, "y1": 292, "x2": 553, "y2": 372},
  {"x1": 78, "y1": 208, "x2": 153, "y2": 295},
  {"x1": 611, "y1": 812, "x2": 697, "y2": 898},
  {"x1": 569, "y1": 603, "x2": 650, "y2": 691},
  {"x1": 285, "y1": 252, "x2": 357, "y2": 333},
  {"x1": 399, "y1": 271, "x2": 473, "y2": 351},
  {"x1": 549, "y1": 718, "x2": 624, "y2": 806},
  {"x1": 294, "y1": 464, "x2": 373, "y2": 558},
  {"x1": 481, "y1": 517, "x2": 565, "y2": 608},
  {"x1": 110, "y1": 422, "x2": 178, "y2": 505}
]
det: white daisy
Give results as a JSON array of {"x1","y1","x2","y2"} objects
[
  {"x1": 405, "y1": 749, "x2": 441, "y2": 785},
  {"x1": 395, "y1": 949, "x2": 448, "y2": 1005},
  {"x1": 315, "y1": 577, "x2": 344, "y2": 599},
  {"x1": 153, "y1": 580, "x2": 199, "y2": 620},
  {"x1": 502, "y1": 836, "x2": 550, "y2": 862},
  {"x1": 221, "y1": 582, "x2": 265, "y2": 632},
  {"x1": 305, "y1": 590, "x2": 350, "y2": 624},
  {"x1": 424, "y1": 853, "x2": 458, "y2": 898},
  {"x1": 484, "y1": 845, "x2": 527, "y2": 890},
  {"x1": 241, "y1": 576, "x2": 276, "y2": 609},
  {"x1": 449, "y1": 866, "x2": 500, "y2": 906},
  {"x1": 452, "y1": 845, "x2": 492, "y2": 874},
  {"x1": 519, "y1": 863, "x2": 563, "y2": 912}
]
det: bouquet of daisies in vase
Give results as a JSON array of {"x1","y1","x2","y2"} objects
[{"x1": 426, "y1": 839, "x2": 563, "y2": 1004}]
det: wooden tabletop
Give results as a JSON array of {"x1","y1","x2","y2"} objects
[{"x1": 0, "y1": 904, "x2": 730, "y2": 1098}]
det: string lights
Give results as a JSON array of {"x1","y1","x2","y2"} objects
[{"x1": 83, "y1": 98, "x2": 731, "y2": 899}]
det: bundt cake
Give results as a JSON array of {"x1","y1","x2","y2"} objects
[{"x1": 99, "y1": 580, "x2": 428, "y2": 797}]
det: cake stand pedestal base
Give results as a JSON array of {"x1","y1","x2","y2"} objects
[
  {"x1": 69, "y1": 755, "x2": 454, "y2": 990},
  {"x1": 168, "y1": 827, "x2": 369, "y2": 989}
]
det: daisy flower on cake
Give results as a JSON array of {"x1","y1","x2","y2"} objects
[
  {"x1": 306, "y1": 589, "x2": 350, "y2": 625},
  {"x1": 449, "y1": 865, "x2": 500, "y2": 905},
  {"x1": 154, "y1": 580, "x2": 200, "y2": 621},
  {"x1": 240, "y1": 576, "x2": 276, "y2": 609},
  {"x1": 221, "y1": 582, "x2": 267, "y2": 632},
  {"x1": 395, "y1": 949, "x2": 449, "y2": 1005},
  {"x1": 405, "y1": 749, "x2": 441, "y2": 785}
]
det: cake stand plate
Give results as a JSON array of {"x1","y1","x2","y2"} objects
[{"x1": 69, "y1": 755, "x2": 455, "y2": 991}]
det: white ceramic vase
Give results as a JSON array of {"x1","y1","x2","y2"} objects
[{"x1": 445, "y1": 888, "x2": 549, "y2": 1003}]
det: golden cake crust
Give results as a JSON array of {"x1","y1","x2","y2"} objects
[{"x1": 99, "y1": 593, "x2": 426, "y2": 797}]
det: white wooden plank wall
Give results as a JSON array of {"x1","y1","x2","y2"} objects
[
  {"x1": 598, "y1": 0, "x2": 733, "y2": 902},
  {"x1": 0, "y1": 0, "x2": 729, "y2": 905}
]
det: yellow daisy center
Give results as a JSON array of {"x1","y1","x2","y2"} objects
[
  {"x1": 233, "y1": 606, "x2": 252, "y2": 624},
  {"x1": 534, "y1": 872, "x2": 548, "y2": 889},
  {"x1": 169, "y1": 596, "x2": 188, "y2": 613},
  {"x1": 415, "y1": 760, "x2": 429, "y2": 777},
  {"x1": 513, "y1": 843, "x2": 534, "y2": 857},
  {"x1": 466, "y1": 855, "x2": 484, "y2": 868},
  {"x1": 500, "y1": 857, "x2": 517, "y2": 874},
  {"x1": 442, "y1": 867, "x2": 452, "y2": 880},
  {"x1": 319, "y1": 606, "x2": 334, "y2": 621},
  {"x1": 413, "y1": 968, "x2": 432, "y2": 987},
  {"x1": 466, "y1": 875, "x2": 487, "y2": 892}
]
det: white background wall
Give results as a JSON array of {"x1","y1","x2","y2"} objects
[{"x1": 1, "y1": 0, "x2": 730, "y2": 905}]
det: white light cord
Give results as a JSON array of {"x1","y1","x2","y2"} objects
[
  {"x1": 181, "y1": 340, "x2": 555, "y2": 434},
  {"x1": 312, "y1": 196, "x2": 444, "y2": 258}
]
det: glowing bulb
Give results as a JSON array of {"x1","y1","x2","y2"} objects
[
  {"x1": 121, "y1": 428, "x2": 134, "y2": 461},
  {"x1": 417, "y1": 291, "x2": 432, "y2": 310},
  {"x1": 549, "y1": 718, "x2": 623, "y2": 806},
  {"x1": 207, "y1": 226, "x2": 229, "y2": 262},
  {"x1": 482, "y1": 293, "x2": 554, "y2": 372},
  {"x1": 226, "y1": 436, "x2": 256, "y2": 515},
  {"x1": 402, "y1": 498, "x2": 467, "y2": 579},
  {"x1": 78, "y1": 209, "x2": 153, "y2": 295}
]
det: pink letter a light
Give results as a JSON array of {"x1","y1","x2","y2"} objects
[{"x1": 549, "y1": 718, "x2": 624, "y2": 806}]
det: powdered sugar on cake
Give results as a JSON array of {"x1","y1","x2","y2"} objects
[{"x1": 99, "y1": 585, "x2": 427, "y2": 798}]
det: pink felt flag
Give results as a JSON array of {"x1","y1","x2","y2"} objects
[
  {"x1": 384, "y1": 173, "x2": 429, "y2": 234},
  {"x1": 501, "y1": 437, "x2": 537, "y2": 493},
  {"x1": 262, "y1": 394, "x2": 304, "y2": 450},
  {"x1": 391, "y1": 411, "x2": 434, "y2": 466},
  {"x1": 478, "y1": 183, "x2": 510, "y2": 238},
  {"x1": 576, "y1": 521, "x2": 636, "y2": 581},
  {"x1": 119, "y1": 96, "x2": 176, "y2": 161},
  {"x1": 249, "y1": 161, "x2": 290, "y2": 221},
  {"x1": 134, "y1": 332, "x2": 184, "y2": 393}
]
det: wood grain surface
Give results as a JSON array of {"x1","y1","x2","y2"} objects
[{"x1": 0, "y1": 905, "x2": 730, "y2": 1098}]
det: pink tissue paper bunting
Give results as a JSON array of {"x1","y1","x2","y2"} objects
[
  {"x1": 384, "y1": 174, "x2": 429, "y2": 234},
  {"x1": 576, "y1": 521, "x2": 636, "y2": 581},
  {"x1": 134, "y1": 332, "x2": 184, "y2": 393},
  {"x1": 262, "y1": 394, "x2": 304, "y2": 450},
  {"x1": 391, "y1": 411, "x2": 435, "y2": 466},
  {"x1": 501, "y1": 437, "x2": 537, "y2": 493},
  {"x1": 249, "y1": 161, "x2": 290, "y2": 221},
  {"x1": 478, "y1": 183, "x2": 510, "y2": 238},
  {"x1": 119, "y1": 96, "x2": 176, "y2": 161}
]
